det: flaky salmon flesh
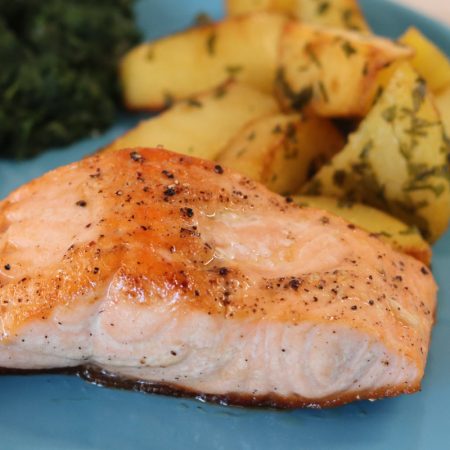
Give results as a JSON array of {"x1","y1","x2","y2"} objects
[{"x1": 0, "y1": 148, "x2": 436, "y2": 408}]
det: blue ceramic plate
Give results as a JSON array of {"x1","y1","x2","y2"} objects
[{"x1": 0, "y1": 1, "x2": 448, "y2": 449}]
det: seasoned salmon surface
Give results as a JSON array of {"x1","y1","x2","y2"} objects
[{"x1": 0, "y1": 148, "x2": 437, "y2": 408}]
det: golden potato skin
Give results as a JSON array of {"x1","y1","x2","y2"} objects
[
  {"x1": 296, "y1": 0, "x2": 370, "y2": 32},
  {"x1": 400, "y1": 27, "x2": 450, "y2": 93},
  {"x1": 120, "y1": 13, "x2": 286, "y2": 110},
  {"x1": 435, "y1": 87, "x2": 450, "y2": 136},
  {"x1": 226, "y1": 0, "x2": 295, "y2": 16},
  {"x1": 302, "y1": 62, "x2": 450, "y2": 243},
  {"x1": 217, "y1": 113, "x2": 344, "y2": 194},
  {"x1": 294, "y1": 196, "x2": 431, "y2": 265},
  {"x1": 275, "y1": 23, "x2": 413, "y2": 117},
  {"x1": 103, "y1": 83, "x2": 279, "y2": 161},
  {"x1": 227, "y1": 0, "x2": 370, "y2": 32}
]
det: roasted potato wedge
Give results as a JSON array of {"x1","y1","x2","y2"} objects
[
  {"x1": 301, "y1": 62, "x2": 450, "y2": 242},
  {"x1": 400, "y1": 27, "x2": 450, "y2": 93},
  {"x1": 121, "y1": 13, "x2": 286, "y2": 110},
  {"x1": 226, "y1": 0, "x2": 295, "y2": 16},
  {"x1": 297, "y1": 0, "x2": 370, "y2": 31},
  {"x1": 435, "y1": 87, "x2": 450, "y2": 136},
  {"x1": 227, "y1": 0, "x2": 370, "y2": 32},
  {"x1": 276, "y1": 22, "x2": 413, "y2": 117},
  {"x1": 103, "y1": 83, "x2": 279, "y2": 160},
  {"x1": 293, "y1": 195, "x2": 431, "y2": 265},
  {"x1": 217, "y1": 113, "x2": 344, "y2": 194}
]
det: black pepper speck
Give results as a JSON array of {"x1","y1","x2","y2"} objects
[
  {"x1": 214, "y1": 165, "x2": 224, "y2": 174},
  {"x1": 130, "y1": 151, "x2": 144, "y2": 162},
  {"x1": 180, "y1": 207, "x2": 194, "y2": 218},
  {"x1": 164, "y1": 187, "x2": 176, "y2": 197}
]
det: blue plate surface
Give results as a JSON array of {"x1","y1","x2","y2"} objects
[{"x1": 0, "y1": 1, "x2": 449, "y2": 449}]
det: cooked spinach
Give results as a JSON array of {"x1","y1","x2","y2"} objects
[{"x1": 0, "y1": 0, "x2": 140, "y2": 159}]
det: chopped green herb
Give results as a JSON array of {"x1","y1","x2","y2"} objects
[
  {"x1": 372, "y1": 86, "x2": 384, "y2": 106},
  {"x1": 272, "y1": 124, "x2": 283, "y2": 134},
  {"x1": 399, "y1": 225, "x2": 419, "y2": 235},
  {"x1": 337, "y1": 198, "x2": 355, "y2": 208},
  {"x1": 275, "y1": 69, "x2": 314, "y2": 111},
  {"x1": 341, "y1": 41, "x2": 357, "y2": 57},
  {"x1": 305, "y1": 44, "x2": 321, "y2": 68},
  {"x1": 318, "y1": 81, "x2": 329, "y2": 102},
  {"x1": 146, "y1": 46, "x2": 155, "y2": 60},
  {"x1": 412, "y1": 77, "x2": 427, "y2": 112},
  {"x1": 206, "y1": 32, "x2": 217, "y2": 56},
  {"x1": 317, "y1": 2, "x2": 330, "y2": 15},
  {"x1": 376, "y1": 231, "x2": 392, "y2": 238},
  {"x1": 163, "y1": 92, "x2": 174, "y2": 108},
  {"x1": 359, "y1": 140, "x2": 374, "y2": 159},
  {"x1": 225, "y1": 65, "x2": 243, "y2": 77},
  {"x1": 351, "y1": 162, "x2": 368, "y2": 176},
  {"x1": 214, "y1": 84, "x2": 227, "y2": 99},
  {"x1": 342, "y1": 8, "x2": 353, "y2": 23},
  {"x1": 407, "y1": 164, "x2": 439, "y2": 181},
  {"x1": 193, "y1": 12, "x2": 213, "y2": 26},
  {"x1": 341, "y1": 8, "x2": 360, "y2": 30},
  {"x1": 292, "y1": 86, "x2": 314, "y2": 110},
  {"x1": 303, "y1": 179, "x2": 323, "y2": 196},
  {"x1": 442, "y1": 133, "x2": 450, "y2": 160},
  {"x1": 286, "y1": 122, "x2": 297, "y2": 141},
  {"x1": 307, "y1": 154, "x2": 329, "y2": 179},
  {"x1": 404, "y1": 118, "x2": 439, "y2": 136},
  {"x1": 362, "y1": 62, "x2": 369, "y2": 76},
  {"x1": 408, "y1": 183, "x2": 446, "y2": 197},
  {"x1": 333, "y1": 169, "x2": 347, "y2": 187},
  {"x1": 186, "y1": 98, "x2": 203, "y2": 108},
  {"x1": 382, "y1": 105, "x2": 397, "y2": 122}
]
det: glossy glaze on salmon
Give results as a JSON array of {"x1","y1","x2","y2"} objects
[{"x1": 0, "y1": 148, "x2": 437, "y2": 408}]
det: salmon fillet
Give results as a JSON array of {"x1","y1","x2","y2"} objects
[{"x1": 0, "y1": 148, "x2": 437, "y2": 408}]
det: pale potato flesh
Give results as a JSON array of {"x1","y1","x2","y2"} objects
[
  {"x1": 276, "y1": 22, "x2": 413, "y2": 117},
  {"x1": 217, "y1": 113, "x2": 344, "y2": 194},
  {"x1": 435, "y1": 87, "x2": 450, "y2": 136},
  {"x1": 296, "y1": 0, "x2": 370, "y2": 32},
  {"x1": 227, "y1": 0, "x2": 370, "y2": 32},
  {"x1": 400, "y1": 27, "x2": 450, "y2": 93},
  {"x1": 226, "y1": 0, "x2": 295, "y2": 16},
  {"x1": 120, "y1": 13, "x2": 287, "y2": 110},
  {"x1": 103, "y1": 83, "x2": 279, "y2": 160},
  {"x1": 302, "y1": 62, "x2": 450, "y2": 242}
]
